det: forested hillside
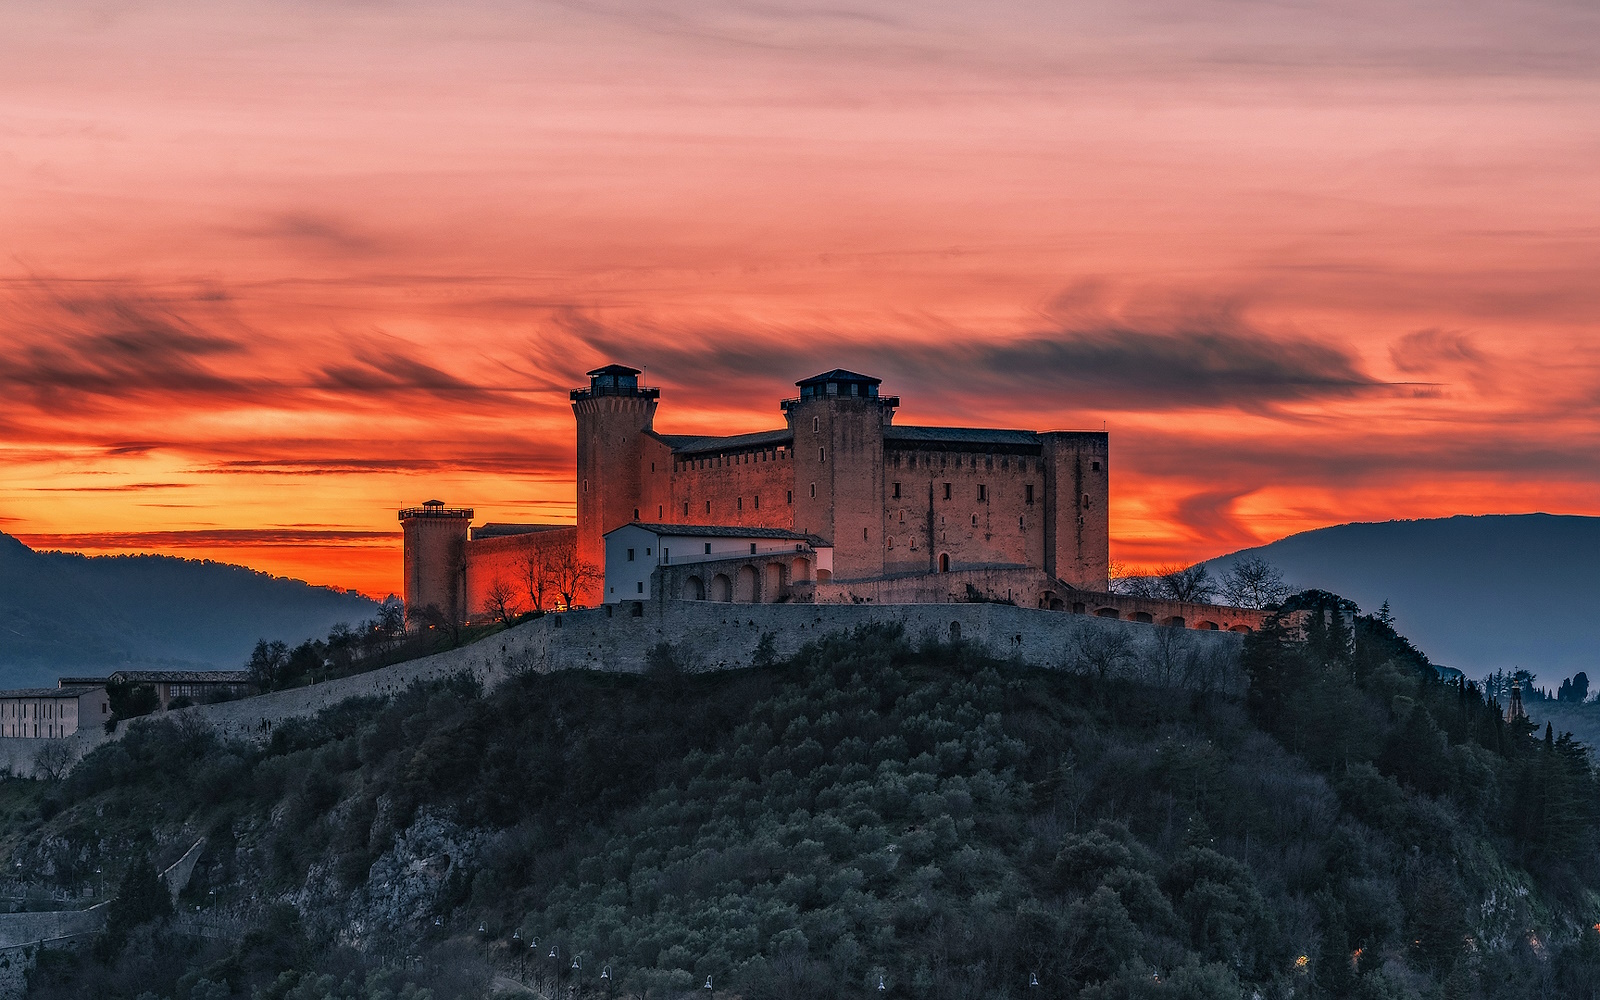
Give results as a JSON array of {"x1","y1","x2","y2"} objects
[
  {"x1": 9, "y1": 605, "x2": 1600, "y2": 999},
  {"x1": 0, "y1": 532, "x2": 379, "y2": 686}
]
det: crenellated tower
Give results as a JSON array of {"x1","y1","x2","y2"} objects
[
  {"x1": 572, "y1": 364, "x2": 660, "y2": 605},
  {"x1": 1041, "y1": 431, "x2": 1110, "y2": 592},
  {"x1": 782, "y1": 369, "x2": 898, "y2": 582},
  {"x1": 399, "y1": 499, "x2": 473, "y2": 624}
]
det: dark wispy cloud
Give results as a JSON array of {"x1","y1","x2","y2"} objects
[
  {"x1": 30, "y1": 482, "x2": 195, "y2": 493},
  {"x1": 14, "y1": 529, "x2": 399, "y2": 550},
  {"x1": 244, "y1": 212, "x2": 384, "y2": 256},
  {"x1": 1389, "y1": 329, "x2": 1488, "y2": 375},
  {"x1": 566, "y1": 309, "x2": 1392, "y2": 414}
]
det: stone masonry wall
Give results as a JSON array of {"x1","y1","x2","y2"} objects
[{"x1": 0, "y1": 602, "x2": 1246, "y2": 775}]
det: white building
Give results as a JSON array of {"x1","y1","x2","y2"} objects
[
  {"x1": 603, "y1": 523, "x2": 833, "y2": 603},
  {"x1": 0, "y1": 686, "x2": 110, "y2": 739}
]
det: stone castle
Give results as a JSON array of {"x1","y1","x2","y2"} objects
[{"x1": 401, "y1": 365, "x2": 1263, "y2": 631}]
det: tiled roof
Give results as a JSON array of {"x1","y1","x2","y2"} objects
[
  {"x1": 614, "y1": 523, "x2": 828, "y2": 544},
  {"x1": 657, "y1": 428, "x2": 793, "y2": 455},
  {"x1": 471, "y1": 523, "x2": 572, "y2": 540},
  {"x1": 795, "y1": 369, "x2": 880, "y2": 386},
  {"x1": 885, "y1": 425, "x2": 1042, "y2": 448},
  {"x1": 0, "y1": 686, "x2": 103, "y2": 699},
  {"x1": 108, "y1": 670, "x2": 253, "y2": 684}
]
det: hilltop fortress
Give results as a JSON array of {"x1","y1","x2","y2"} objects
[{"x1": 402, "y1": 365, "x2": 1262, "y2": 631}]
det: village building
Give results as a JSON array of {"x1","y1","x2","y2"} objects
[{"x1": 0, "y1": 686, "x2": 110, "y2": 740}]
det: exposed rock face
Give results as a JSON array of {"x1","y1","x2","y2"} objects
[{"x1": 323, "y1": 809, "x2": 483, "y2": 949}]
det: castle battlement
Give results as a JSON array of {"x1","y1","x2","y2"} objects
[{"x1": 400, "y1": 363, "x2": 1260, "y2": 634}]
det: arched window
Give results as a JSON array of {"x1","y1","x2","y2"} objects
[{"x1": 939, "y1": 553, "x2": 950, "y2": 573}]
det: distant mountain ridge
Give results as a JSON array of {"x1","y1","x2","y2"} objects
[
  {"x1": 1206, "y1": 513, "x2": 1600, "y2": 678},
  {"x1": 0, "y1": 532, "x2": 378, "y2": 689}
]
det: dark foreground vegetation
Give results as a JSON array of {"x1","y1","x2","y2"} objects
[{"x1": 9, "y1": 600, "x2": 1600, "y2": 999}]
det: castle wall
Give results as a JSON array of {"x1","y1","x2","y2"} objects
[
  {"x1": 1043, "y1": 432, "x2": 1110, "y2": 592},
  {"x1": 882, "y1": 447, "x2": 1044, "y2": 577},
  {"x1": 2, "y1": 602, "x2": 1247, "y2": 782},
  {"x1": 788, "y1": 396, "x2": 893, "y2": 581},
  {"x1": 462, "y1": 528, "x2": 576, "y2": 618},
  {"x1": 573, "y1": 390, "x2": 659, "y2": 605},
  {"x1": 668, "y1": 445, "x2": 795, "y2": 531},
  {"x1": 401, "y1": 515, "x2": 469, "y2": 619}
]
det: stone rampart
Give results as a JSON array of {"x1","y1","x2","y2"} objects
[{"x1": 0, "y1": 602, "x2": 1247, "y2": 768}]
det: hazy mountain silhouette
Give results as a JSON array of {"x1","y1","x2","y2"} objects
[
  {"x1": 1206, "y1": 513, "x2": 1600, "y2": 679},
  {"x1": 0, "y1": 532, "x2": 378, "y2": 688}
]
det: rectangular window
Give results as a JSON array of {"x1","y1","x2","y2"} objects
[
  {"x1": 754, "y1": 495, "x2": 760, "y2": 509},
  {"x1": 1092, "y1": 461, "x2": 1101, "y2": 471},
  {"x1": 892, "y1": 482, "x2": 901, "y2": 498},
  {"x1": 943, "y1": 483, "x2": 951, "y2": 500},
  {"x1": 646, "y1": 548, "x2": 651, "y2": 555},
  {"x1": 977, "y1": 485, "x2": 988, "y2": 502},
  {"x1": 750, "y1": 543, "x2": 757, "y2": 554},
  {"x1": 637, "y1": 581, "x2": 644, "y2": 593},
  {"x1": 633, "y1": 507, "x2": 639, "y2": 520},
  {"x1": 810, "y1": 483, "x2": 816, "y2": 498},
  {"x1": 659, "y1": 505, "x2": 664, "y2": 519},
  {"x1": 737, "y1": 497, "x2": 743, "y2": 510},
  {"x1": 706, "y1": 500, "x2": 712, "y2": 514},
  {"x1": 819, "y1": 447, "x2": 826, "y2": 463},
  {"x1": 684, "y1": 502, "x2": 690, "y2": 516},
  {"x1": 787, "y1": 490, "x2": 793, "y2": 504},
  {"x1": 1025, "y1": 484, "x2": 1034, "y2": 504},
  {"x1": 627, "y1": 548, "x2": 635, "y2": 562},
  {"x1": 704, "y1": 543, "x2": 712, "y2": 554}
]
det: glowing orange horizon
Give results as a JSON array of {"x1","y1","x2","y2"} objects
[{"x1": 4, "y1": 2, "x2": 1599, "y2": 601}]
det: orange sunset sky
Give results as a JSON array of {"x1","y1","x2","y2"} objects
[{"x1": 3, "y1": 1, "x2": 1599, "y2": 600}]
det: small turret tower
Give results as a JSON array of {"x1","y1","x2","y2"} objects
[
  {"x1": 399, "y1": 500, "x2": 473, "y2": 624},
  {"x1": 572, "y1": 365, "x2": 660, "y2": 606},
  {"x1": 782, "y1": 369, "x2": 898, "y2": 582}
]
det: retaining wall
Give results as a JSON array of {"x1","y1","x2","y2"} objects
[{"x1": 0, "y1": 602, "x2": 1246, "y2": 768}]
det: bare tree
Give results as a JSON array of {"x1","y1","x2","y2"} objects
[
  {"x1": 1068, "y1": 626, "x2": 1135, "y2": 680},
  {"x1": 482, "y1": 577, "x2": 521, "y2": 625},
  {"x1": 547, "y1": 540, "x2": 602, "y2": 610},
  {"x1": 1157, "y1": 564, "x2": 1216, "y2": 603},
  {"x1": 408, "y1": 602, "x2": 462, "y2": 646},
  {"x1": 1108, "y1": 562, "x2": 1158, "y2": 598},
  {"x1": 32, "y1": 742, "x2": 73, "y2": 782},
  {"x1": 520, "y1": 547, "x2": 552, "y2": 613},
  {"x1": 1142, "y1": 622, "x2": 1196, "y2": 688},
  {"x1": 1219, "y1": 556, "x2": 1292, "y2": 608}
]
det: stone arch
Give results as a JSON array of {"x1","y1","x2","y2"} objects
[
  {"x1": 1195, "y1": 620, "x2": 1219, "y2": 630},
  {"x1": 1131, "y1": 611, "x2": 1154, "y2": 623},
  {"x1": 938, "y1": 552, "x2": 950, "y2": 573},
  {"x1": 763, "y1": 562, "x2": 784, "y2": 601},
  {"x1": 791, "y1": 557, "x2": 811, "y2": 583},
  {"x1": 816, "y1": 568, "x2": 833, "y2": 582},
  {"x1": 1229, "y1": 624, "x2": 1253, "y2": 633},
  {"x1": 1164, "y1": 616, "x2": 1185, "y2": 628},
  {"x1": 735, "y1": 564, "x2": 759, "y2": 603},
  {"x1": 1095, "y1": 607, "x2": 1120, "y2": 619},
  {"x1": 683, "y1": 576, "x2": 705, "y2": 601},
  {"x1": 709, "y1": 573, "x2": 733, "y2": 602},
  {"x1": 1072, "y1": 602, "x2": 1086, "y2": 614},
  {"x1": 949, "y1": 620, "x2": 962, "y2": 642}
]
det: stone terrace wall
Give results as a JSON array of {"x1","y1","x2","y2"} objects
[{"x1": 0, "y1": 602, "x2": 1246, "y2": 771}]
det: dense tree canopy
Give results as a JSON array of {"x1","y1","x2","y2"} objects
[{"x1": 13, "y1": 602, "x2": 1600, "y2": 999}]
